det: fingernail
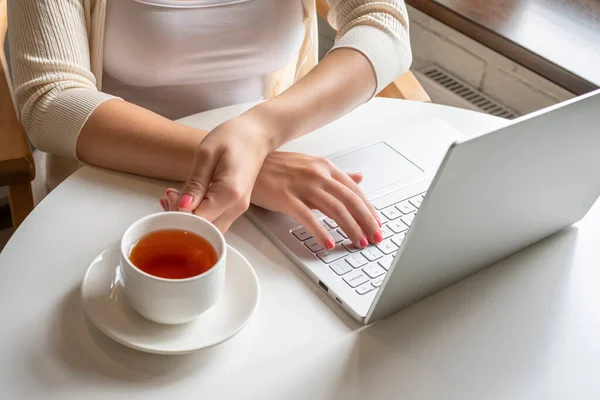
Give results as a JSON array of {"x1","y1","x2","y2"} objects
[
  {"x1": 359, "y1": 236, "x2": 369, "y2": 248},
  {"x1": 178, "y1": 194, "x2": 193, "y2": 208},
  {"x1": 166, "y1": 188, "x2": 178, "y2": 196},
  {"x1": 376, "y1": 216, "x2": 382, "y2": 227},
  {"x1": 325, "y1": 239, "x2": 335, "y2": 250},
  {"x1": 160, "y1": 199, "x2": 167, "y2": 211},
  {"x1": 374, "y1": 231, "x2": 383, "y2": 243}
]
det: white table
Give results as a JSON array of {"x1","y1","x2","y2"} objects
[{"x1": 1, "y1": 98, "x2": 599, "y2": 400}]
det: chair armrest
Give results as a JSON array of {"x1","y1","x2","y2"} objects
[
  {"x1": 0, "y1": 81, "x2": 35, "y2": 187},
  {"x1": 0, "y1": 65, "x2": 35, "y2": 186},
  {"x1": 379, "y1": 71, "x2": 431, "y2": 102}
]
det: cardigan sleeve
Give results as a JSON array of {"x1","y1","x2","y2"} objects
[
  {"x1": 7, "y1": 0, "x2": 116, "y2": 159},
  {"x1": 327, "y1": 0, "x2": 413, "y2": 94}
]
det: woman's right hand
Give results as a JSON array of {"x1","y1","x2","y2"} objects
[
  {"x1": 162, "y1": 152, "x2": 382, "y2": 249},
  {"x1": 249, "y1": 152, "x2": 383, "y2": 249}
]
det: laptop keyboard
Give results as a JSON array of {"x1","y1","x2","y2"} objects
[{"x1": 291, "y1": 192, "x2": 426, "y2": 296}]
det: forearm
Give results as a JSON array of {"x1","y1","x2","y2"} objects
[
  {"x1": 246, "y1": 48, "x2": 377, "y2": 149},
  {"x1": 77, "y1": 99, "x2": 207, "y2": 182}
]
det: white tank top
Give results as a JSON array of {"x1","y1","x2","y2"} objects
[{"x1": 102, "y1": 0, "x2": 305, "y2": 120}]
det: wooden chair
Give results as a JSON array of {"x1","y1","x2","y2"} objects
[
  {"x1": 0, "y1": 0, "x2": 35, "y2": 229},
  {"x1": 316, "y1": 0, "x2": 430, "y2": 102}
]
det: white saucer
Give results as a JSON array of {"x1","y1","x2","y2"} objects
[{"x1": 81, "y1": 242, "x2": 260, "y2": 354}]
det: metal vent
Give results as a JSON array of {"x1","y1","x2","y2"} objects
[{"x1": 419, "y1": 65, "x2": 518, "y2": 119}]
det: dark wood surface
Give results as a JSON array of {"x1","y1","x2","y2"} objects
[{"x1": 407, "y1": 0, "x2": 600, "y2": 95}]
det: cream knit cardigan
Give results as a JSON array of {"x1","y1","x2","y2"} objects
[{"x1": 8, "y1": 0, "x2": 412, "y2": 162}]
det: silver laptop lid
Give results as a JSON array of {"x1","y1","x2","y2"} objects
[{"x1": 368, "y1": 90, "x2": 600, "y2": 323}]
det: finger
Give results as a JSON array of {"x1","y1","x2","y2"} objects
[
  {"x1": 193, "y1": 181, "x2": 247, "y2": 222},
  {"x1": 178, "y1": 148, "x2": 219, "y2": 212},
  {"x1": 347, "y1": 172, "x2": 363, "y2": 184},
  {"x1": 166, "y1": 188, "x2": 180, "y2": 212},
  {"x1": 287, "y1": 197, "x2": 333, "y2": 249},
  {"x1": 325, "y1": 180, "x2": 381, "y2": 244},
  {"x1": 314, "y1": 191, "x2": 367, "y2": 248},
  {"x1": 333, "y1": 171, "x2": 381, "y2": 229},
  {"x1": 211, "y1": 212, "x2": 238, "y2": 234},
  {"x1": 159, "y1": 197, "x2": 168, "y2": 212}
]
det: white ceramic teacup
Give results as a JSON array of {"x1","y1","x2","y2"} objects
[{"x1": 120, "y1": 212, "x2": 227, "y2": 324}]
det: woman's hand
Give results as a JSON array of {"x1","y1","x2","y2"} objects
[
  {"x1": 163, "y1": 152, "x2": 383, "y2": 249},
  {"x1": 175, "y1": 113, "x2": 278, "y2": 232},
  {"x1": 250, "y1": 152, "x2": 382, "y2": 249}
]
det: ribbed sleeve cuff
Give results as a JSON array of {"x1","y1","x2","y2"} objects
[
  {"x1": 27, "y1": 89, "x2": 118, "y2": 159},
  {"x1": 330, "y1": 24, "x2": 413, "y2": 96}
]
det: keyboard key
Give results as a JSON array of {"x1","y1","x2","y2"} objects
[
  {"x1": 316, "y1": 246, "x2": 349, "y2": 263},
  {"x1": 291, "y1": 226, "x2": 312, "y2": 241},
  {"x1": 320, "y1": 219, "x2": 331, "y2": 230},
  {"x1": 372, "y1": 276, "x2": 385, "y2": 287},
  {"x1": 381, "y1": 206, "x2": 402, "y2": 220},
  {"x1": 343, "y1": 270, "x2": 369, "y2": 288},
  {"x1": 356, "y1": 283, "x2": 375, "y2": 295},
  {"x1": 401, "y1": 213, "x2": 415, "y2": 226},
  {"x1": 330, "y1": 229, "x2": 345, "y2": 243},
  {"x1": 391, "y1": 233, "x2": 406, "y2": 248},
  {"x1": 388, "y1": 220, "x2": 408, "y2": 233},
  {"x1": 378, "y1": 255, "x2": 394, "y2": 270},
  {"x1": 304, "y1": 238, "x2": 324, "y2": 253},
  {"x1": 395, "y1": 200, "x2": 416, "y2": 214},
  {"x1": 342, "y1": 240, "x2": 360, "y2": 252},
  {"x1": 363, "y1": 263, "x2": 386, "y2": 278},
  {"x1": 324, "y1": 217, "x2": 338, "y2": 229},
  {"x1": 361, "y1": 246, "x2": 384, "y2": 261},
  {"x1": 330, "y1": 260, "x2": 352, "y2": 275},
  {"x1": 409, "y1": 195, "x2": 423, "y2": 208},
  {"x1": 376, "y1": 238, "x2": 398, "y2": 255},
  {"x1": 380, "y1": 225, "x2": 394, "y2": 239},
  {"x1": 377, "y1": 212, "x2": 388, "y2": 224},
  {"x1": 337, "y1": 229, "x2": 348, "y2": 239},
  {"x1": 345, "y1": 253, "x2": 368, "y2": 268}
]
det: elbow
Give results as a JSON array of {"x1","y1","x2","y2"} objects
[
  {"x1": 17, "y1": 104, "x2": 47, "y2": 154},
  {"x1": 20, "y1": 110, "x2": 76, "y2": 159},
  {"x1": 17, "y1": 94, "x2": 78, "y2": 160},
  {"x1": 23, "y1": 123, "x2": 49, "y2": 155},
  {"x1": 395, "y1": 24, "x2": 414, "y2": 78},
  {"x1": 15, "y1": 85, "x2": 108, "y2": 160},
  {"x1": 398, "y1": 44, "x2": 413, "y2": 78}
]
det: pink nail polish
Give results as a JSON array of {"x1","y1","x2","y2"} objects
[
  {"x1": 325, "y1": 239, "x2": 335, "y2": 250},
  {"x1": 374, "y1": 231, "x2": 383, "y2": 243},
  {"x1": 178, "y1": 194, "x2": 193, "y2": 208},
  {"x1": 359, "y1": 236, "x2": 369, "y2": 248},
  {"x1": 160, "y1": 200, "x2": 167, "y2": 211}
]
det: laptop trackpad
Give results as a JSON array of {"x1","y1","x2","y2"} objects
[{"x1": 329, "y1": 142, "x2": 423, "y2": 194}]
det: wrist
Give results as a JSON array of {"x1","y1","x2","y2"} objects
[{"x1": 242, "y1": 101, "x2": 295, "y2": 151}]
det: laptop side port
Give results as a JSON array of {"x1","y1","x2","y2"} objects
[{"x1": 318, "y1": 280, "x2": 329, "y2": 293}]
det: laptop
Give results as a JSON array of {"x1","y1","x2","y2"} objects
[{"x1": 247, "y1": 90, "x2": 600, "y2": 324}]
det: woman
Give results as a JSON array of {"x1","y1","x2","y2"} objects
[{"x1": 8, "y1": 0, "x2": 412, "y2": 250}]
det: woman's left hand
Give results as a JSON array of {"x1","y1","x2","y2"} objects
[{"x1": 175, "y1": 112, "x2": 277, "y2": 232}]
